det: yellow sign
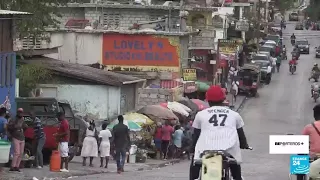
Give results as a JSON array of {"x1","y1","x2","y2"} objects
[{"x1": 183, "y1": 68, "x2": 197, "y2": 81}]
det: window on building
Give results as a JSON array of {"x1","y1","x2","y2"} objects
[
  {"x1": 0, "y1": 53, "x2": 15, "y2": 88},
  {"x1": 103, "y1": 12, "x2": 121, "y2": 28}
]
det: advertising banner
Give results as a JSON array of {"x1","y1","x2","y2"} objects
[
  {"x1": 102, "y1": 34, "x2": 180, "y2": 72},
  {"x1": 182, "y1": 68, "x2": 197, "y2": 81}
]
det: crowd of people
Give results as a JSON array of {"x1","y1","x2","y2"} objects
[{"x1": 0, "y1": 107, "x2": 69, "y2": 173}]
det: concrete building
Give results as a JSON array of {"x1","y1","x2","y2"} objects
[
  {"x1": 0, "y1": 10, "x2": 32, "y2": 113},
  {"x1": 21, "y1": 57, "x2": 145, "y2": 120}
]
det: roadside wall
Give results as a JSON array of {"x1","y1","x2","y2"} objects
[{"x1": 137, "y1": 87, "x2": 183, "y2": 109}]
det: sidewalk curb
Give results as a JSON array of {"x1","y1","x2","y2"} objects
[
  {"x1": 236, "y1": 96, "x2": 248, "y2": 112},
  {"x1": 137, "y1": 159, "x2": 181, "y2": 171}
]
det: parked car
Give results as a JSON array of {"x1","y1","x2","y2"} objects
[
  {"x1": 18, "y1": 97, "x2": 84, "y2": 164},
  {"x1": 259, "y1": 45, "x2": 275, "y2": 56},
  {"x1": 295, "y1": 39, "x2": 310, "y2": 54},
  {"x1": 316, "y1": 46, "x2": 320, "y2": 58},
  {"x1": 265, "y1": 34, "x2": 280, "y2": 45},
  {"x1": 252, "y1": 53, "x2": 270, "y2": 64},
  {"x1": 295, "y1": 23, "x2": 304, "y2": 30},
  {"x1": 251, "y1": 60, "x2": 272, "y2": 84},
  {"x1": 289, "y1": 12, "x2": 299, "y2": 21}
]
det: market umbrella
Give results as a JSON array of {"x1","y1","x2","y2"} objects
[
  {"x1": 123, "y1": 112, "x2": 154, "y2": 125},
  {"x1": 107, "y1": 120, "x2": 141, "y2": 131},
  {"x1": 191, "y1": 99, "x2": 209, "y2": 110},
  {"x1": 159, "y1": 102, "x2": 168, "y2": 108},
  {"x1": 137, "y1": 105, "x2": 179, "y2": 121},
  {"x1": 178, "y1": 97, "x2": 199, "y2": 113}
]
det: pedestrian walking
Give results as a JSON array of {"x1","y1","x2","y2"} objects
[
  {"x1": 112, "y1": 115, "x2": 130, "y2": 174},
  {"x1": 81, "y1": 120, "x2": 99, "y2": 167},
  {"x1": 276, "y1": 55, "x2": 282, "y2": 73},
  {"x1": 30, "y1": 111, "x2": 46, "y2": 169},
  {"x1": 161, "y1": 120, "x2": 174, "y2": 160},
  {"x1": 231, "y1": 80, "x2": 239, "y2": 102},
  {"x1": 153, "y1": 122, "x2": 162, "y2": 158},
  {"x1": 172, "y1": 125, "x2": 184, "y2": 158},
  {"x1": 7, "y1": 108, "x2": 27, "y2": 172},
  {"x1": 99, "y1": 123, "x2": 112, "y2": 168},
  {"x1": 54, "y1": 112, "x2": 70, "y2": 172}
]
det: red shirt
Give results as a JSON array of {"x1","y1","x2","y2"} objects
[
  {"x1": 289, "y1": 60, "x2": 297, "y2": 65},
  {"x1": 58, "y1": 119, "x2": 69, "y2": 142},
  {"x1": 161, "y1": 125, "x2": 174, "y2": 141},
  {"x1": 276, "y1": 47, "x2": 280, "y2": 54},
  {"x1": 302, "y1": 121, "x2": 320, "y2": 155},
  {"x1": 154, "y1": 127, "x2": 162, "y2": 139}
]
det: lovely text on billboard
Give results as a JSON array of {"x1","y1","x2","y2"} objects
[{"x1": 102, "y1": 34, "x2": 179, "y2": 67}]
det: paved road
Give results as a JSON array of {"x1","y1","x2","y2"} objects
[{"x1": 73, "y1": 16, "x2": 320, "y2": 180}]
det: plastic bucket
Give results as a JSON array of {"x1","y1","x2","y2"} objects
[
  {"x1": 0, "y1": 140, "x2": 11, "y2": 163},
  {"x1": 129, "y1": 154, "x2": 136, "y2": 163}
]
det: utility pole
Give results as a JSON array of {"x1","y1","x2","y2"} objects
[
  {"x1": 265, "y1": 0, "x2": 269, "y2": 33},
  {"x1": 257, "y1": 0, "x2": 261, "y2": 40}
]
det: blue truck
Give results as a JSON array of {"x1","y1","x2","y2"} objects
[{"x1": 0, "y1": 52, "x2": 17, "y2": 113}]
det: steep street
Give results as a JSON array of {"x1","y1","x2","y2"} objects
[{"x1": 72, "y1": 14, "x2": 320, "y2": 180}]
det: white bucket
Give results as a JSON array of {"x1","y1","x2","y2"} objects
[
  {"x1": 129, "y1": 154, "x2": 136, "y2": 163},
  {"x1": 0, "y1": 140, "x2": 11, "y2": 163}
]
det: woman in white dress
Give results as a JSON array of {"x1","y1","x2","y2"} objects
[
  {"x1": 99, "y1": 123, "x2": 112, "y2": 168},
  {"x1": 81, "y1": 121, "x2": 99, "y2": 167}
]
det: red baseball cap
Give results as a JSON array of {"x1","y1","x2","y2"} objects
[{"x1": 206, "y1": 85, "x2": 226, "y2": 102}]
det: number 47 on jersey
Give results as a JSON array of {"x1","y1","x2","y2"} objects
[{"x1": 209, "y1": 114, "x2": 228, "y2": 126}]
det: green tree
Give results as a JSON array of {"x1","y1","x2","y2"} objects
[
  {"x1": 274, "y1": 0, "x2": 295, "y2": 14},
  {"x1": 0, "y1": 0, "x2": 67, "y2": 38},
  {"x1": 17, "y1": 64, "x2": 53, "y2": 97},
  {"x1": 306, "y1": 0, "x2": 320, "y2": 21}
]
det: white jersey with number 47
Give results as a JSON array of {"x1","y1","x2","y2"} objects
[{"x1": 192, "y1": 106, "x2": 244, "y2": 163}]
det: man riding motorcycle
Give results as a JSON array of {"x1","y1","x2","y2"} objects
[
  {"x1": 189, "y1": 85, "x2": 250, "y2": 180},
  {"x1": 282, "y1": 45, "x2": 287, "y2": 59},
  {"x1": 300, "y1": 104, "x2": 320, "y2": 180},
  {"x1": 309, "y1": 63, "x2": 320, "y2": 82},
  {"x1": 311, "y1": 83, "x2": 320, "y2": 98},
  {"x1": 289, "y1": 57, "x2": 298, "y2": 72},
  {"x1": 291, "y1": 33, "x2": 296, "y2": 45}
]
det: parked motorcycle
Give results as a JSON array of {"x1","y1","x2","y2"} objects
[{"x1": 309, "y1": 71, "x2": 320, "y2": 82}]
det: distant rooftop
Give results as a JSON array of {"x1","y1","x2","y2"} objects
[
  {"x1": 65, "y1": 3, "x2": 219, "y2": 12},
  {"x1": 46, "y1": 28, "x2": 195, "y2": 36},
  {"x1": 20, "y1": 57, "x2": 145, "y2": 86}
]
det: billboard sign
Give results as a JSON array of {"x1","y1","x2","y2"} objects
[{"x1": 102, "y1": 34, "x2": 180, "y2": 72}]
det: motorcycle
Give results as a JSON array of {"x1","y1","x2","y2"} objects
[
  {"x1": 290, "y1": 65, "x2": 296, "y2": 74},
  {"x1": 309, "y1": 71, "x2": 320, "y2": 82},
  {"x1": 194, "y1": 147, "x2": 253, "y2": 180},
  {"x1": 313, "y1": 89, "x2": 319, "y2": 102},
  {"x1": 282, "y1": 49, "x2": 287, "y2": 60},
  {"x1": 291, "y1": 39, "x2": 295, "y2": 46}
]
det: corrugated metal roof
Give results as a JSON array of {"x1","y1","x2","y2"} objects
[
  {"x1": 21, "y1": 57, "x2": 145, "y2": 86},
  {"x1": 0, "y1": 10, "x2": 32, "y2": 15}
]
